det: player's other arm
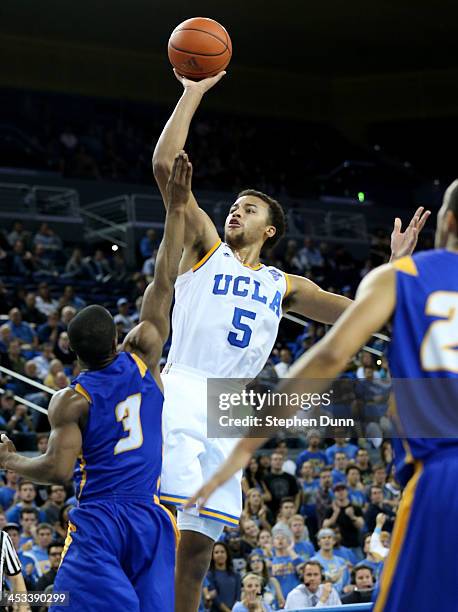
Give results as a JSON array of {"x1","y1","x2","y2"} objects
[
  {"x1": 285, "y1": 275, "x2": 352, "y2": 324},
  {"x1": 0, "y1": 389, "x2": 85, "y2": 484},
  {"x1": 152, "y1": 72, "x2": 223, "y2": 252},
  {"x1": 123, "y1": 152, "x2": 191, "y2": 372}
]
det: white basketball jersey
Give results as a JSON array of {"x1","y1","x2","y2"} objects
[{"x1": 166, "y1": 240, "x2": 290, "y2": 378}]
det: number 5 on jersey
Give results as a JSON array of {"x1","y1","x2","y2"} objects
[
  {"x1": 114, "y1": 393, "x2": 144, "y2": 454},
  {"x1": 228, "y1": 307, "x2": 257, "y2": 348}
]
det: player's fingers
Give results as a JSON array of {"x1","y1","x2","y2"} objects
[
  {"x1": 173, "y1": 68, "x2": 185, "y2": 84},
  {"x1": 409, "y1": 206, "x2": 424, "y2": 228},
  {"x1": 179, "y1": 152, "x2": 189, "y2": 184},
  {"x1": 392, "y1": 217, "x2": 402, "y2": 233},
  {"x1": 185, "y1": 161, "x2": 193, "y2": 187},
  {"x1": 417, "y1": 209, "x2": 431, "y2": 231},
  {"x1": 170, "y1": 153, "x2": 181, "y2": 183}
]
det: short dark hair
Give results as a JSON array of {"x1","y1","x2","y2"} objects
[
  {"x1": 68, "y1": 305, "x2": 116, "y2": 367},
  {"x1": 48, "y1": 540, "x2": 64, "y2": 554},
  {"x1": 346, "y1": 465, "x2": 361, "y2": 476},
  {"x1": 20, "y1": 507, "x2": 39, "y2": 520},
  {"x1": 237, "y1": 189, "x2": 286, "y2": 249},
  {"x1": 352, "y1": 564, "x2": 374, "y2": 583}
]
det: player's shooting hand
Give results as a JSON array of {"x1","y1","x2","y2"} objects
[
  {"x1": 390, "y1": 206, "x2": 431, "y2": 260},
  {"x1": 0, "y1": 434, "x2": 17, "y2": 467},
  {"x1": 166, "y1": 151, "x2": 193, "y2": 211},
  {"x1": 174, "y1": 68, "x2": 226, "y2": 94}
]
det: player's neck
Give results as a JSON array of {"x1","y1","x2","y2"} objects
[{"x1": 229, "y1": 243, "x2": 262, "y2": 268}]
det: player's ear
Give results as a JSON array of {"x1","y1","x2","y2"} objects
[{"x1": 265, "y1": 225, "x2": 276, "y2": 240}]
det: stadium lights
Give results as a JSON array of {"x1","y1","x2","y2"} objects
[{"x1": 112, "y1": 244, "x2": 119, "y2": 252}]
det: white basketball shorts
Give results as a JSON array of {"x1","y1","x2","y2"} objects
[{"x1": 159, "y1": 363, "x2": 243, "y2": 528}]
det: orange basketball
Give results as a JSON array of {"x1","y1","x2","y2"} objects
[{"x1": 168, "y1": 17, "x2": 232, "y2": 80}]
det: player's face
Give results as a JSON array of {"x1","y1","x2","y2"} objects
[{"x1": 224, "y1": 196, "x2": 274, "y2": 248}]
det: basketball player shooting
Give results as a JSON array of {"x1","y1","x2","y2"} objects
[
  {"x1": 188, "y1": 180, "x2": 458, "y2": 612},
  {"x1": 0, "y1": 152, "x2": 193, "y2": 612},
  {"x1": 152, "y1": 70, "x2": 430, "y2": 612}
]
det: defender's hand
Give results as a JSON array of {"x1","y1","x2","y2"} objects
[
  {"x1": 0, "y1": 433, "x2": 16, "y2": 468},
  {"x1": 174, "y1": 68, "x2": 226, "y2": 94},
  {"x1": 390, "y1": 206, "x2": 431, "y2": 260},
  {"x1": 165, "y1": 151, "x2": 193, "y2": 211}
]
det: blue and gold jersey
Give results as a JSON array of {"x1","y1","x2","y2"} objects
[
  {"x1": 388, "y1": 250, "x2": 458, "y2": 484},
  {"x1": 71, "y1": 351, "x2": 163, "y2": 502}
]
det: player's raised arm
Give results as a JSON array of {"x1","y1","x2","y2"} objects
[
  {"x1": 285, "y1": 275, "x2": 352, "y2": 323},
  {"x1": 123, "y1": 152, "x2": 193, "y2": 372},
  {"x1": 0, "y1": 388, "x2": 85, "y2": 485},
  {"x1": 152, "y1": 71, "x2": 222, "y2": 252}
]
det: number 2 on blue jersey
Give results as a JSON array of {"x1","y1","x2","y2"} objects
[{"x1": 228, "y1": 307, "x2": 256, "y2": 348}]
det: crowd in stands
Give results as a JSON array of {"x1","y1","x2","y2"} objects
[
  {"x1": 0, "y1": 219, "x2": 402, "y2": 607},
  {"x1": 0, "y1": 88, "x2": 433, "y2": 206}
]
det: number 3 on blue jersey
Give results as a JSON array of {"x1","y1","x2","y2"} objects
[
  {"x1": 114, "y1": 393, "x2": 144, "y2": 454},
  {"x1": 228, "y1": 307, "x2": 257, "y2": 348}
]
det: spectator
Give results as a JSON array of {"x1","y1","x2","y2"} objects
[
  {"x1": 315, "y1": 468, "x2": 334, "y2": 528},
  {"x1": 142, "y1": 250, "x2": 157, "y2": 280},
  {"x1": 140, "y1": 228, "x2": 158, "y2": 259},
  {"x1": 205, "y1": 542, "x2": 241, "y2": 612},
  {"x1": 34, "y1": 541, "x2": 64, "y2": 591},
  {"x1": 5, "y1": 403, "x2": 34, "y2": 435},
  {"x1": 332, "y1": 451, "x2": 348, "y2": 485},
  {"x1": 85, "y1": 249, "x2": 112, "y2": 282},
  {"x1": 332, "y1": 526, "x2": 358, "y2": 566},
  {"x1": 225, "y1": 530, "x2": 247, "y2": 574},
  {"x1": 54, "y1": 371, "x2": 70, "y2": 390},
  {"x1": 8, "y1": 222, "x2": 31, "y2": 249},
  {"x1": 341, "y1": 564, "x2": 375, "y2": 604},
  {"x1": 18, "y1": 508, "x2": 39, "y2": 550},
  {"x1": 311, "y1": 528, "x2": 350, "y2": 594},
  {"x1": 29, "y1": 523, "x2": 54, "y2": 575},
  {"x1": 298, "y1": 461, "x2": 319, "y2": 535},
  {"x1": 295, "y1": 430, "x2": 328, "y2": 477},
  {"x1": 354, "y1": 448, "x2": 373, "y2": 484},
  {"x1": 270, "y1": 530, "x2": 304, "y2": 599},
  {"x1": 114, "y1": 298, "x2": 135, "y2": 334},
  {"x1": 241, "y1": 457, "x2": 271, "y2": 503},
  {"x1": 284, "y1": 561, "x2": 341, "y2": 609},
  {"x1": 63, "y1": 248, "x2": 87, "y2": 279},
  {"x1": 3, "y1": 522, "x2": 38, "y2": 589},
  {"x1": 273, "y1": 348, "x2": 292, "y2": 377},
  {"x1": 257, "y1": 530, "x2": 273, "y2": 563},
  {"x1": 240, "y1": 519, "x2": 260, "y2": 557},
  {"x1": 18, "y1": 361, "x2": 42, "y2": 396},
  {"x1": 246, "y1": 553, "x2": 284, "y2": 610},
  {"x1": 36, "y1": 434, "x2": 48, "y2": 455},
  {"x1": 43, "y1": 359, "x2": 64, "y2": 390},
  {"x1": 241, "y1": 489, "x2": 272, "y2": 531},
  {"x1": 297, "y1": 237, "x2": 324, "y2": 271},
  {"x1": 232, "y1": 573, "x2": 273, "y2": 612},
  {"x1": 53, "y1": 332, "x2": 76, "y2": 366},
  {"x1": 7, "y1": 308, "x2": 37, "y2": 347},
  {"x1": 111, "y1": 251, "x2": 128, "y2": 283},
  {"x1": 323, "y1": 484, "x2": 364, "y2": 560},
  {"x1": 355, "y1": 352, "x2": 382, "y2": 379},
  {"x1": 33, "y1": 244, "x2": 59, "y2": 278},
  {"x1": 264, "y1": 452, "x2": 300, "y2": 517},
  {"x1": 345, "y1": 466, "x2": 366, "y2": 509},
  {"x1": 21, "y1": 293, "x2": 46, "y2": 325},
  {"x1": 356, "y1": 533, "x2": 384, "y2": 583},
  {"x1": 0, "y1": 391, "x2": 15, "y2": 427},
  {"x1": 6, "y1": 482, "x2": 47, "y2": 525},
  {"x1": 41, "y1": 485, "x2": 66, "y2": 526},
  {"x1": 325, "y1": 438, "x2": 359, "y2": 464},
  {"x1": 60, "y1": 306, "x2": 77, "y2": 328},
  {"x1": 58, "y1": 286, "x2": 86, "y2": 311},
  {"x1": 35, "y1": 283, "x2": 59, "y2": 317},
  {"x1": 0, "y1": 280, "x2": 12, "y2": 314},
  {"x1": 37, "y1": 312, "x2": 64, "y2": 344},
  {"x1": 8, "y1": 339, "x2": 26, "y2": 375},
  {"x1": 11, "y1": 240, "x2": 34, "y2": 276},
  {"x1": 364, "y1": 486, "x2": 396, "y2": 533},
  {"x1": 0, "y1": 470, "x2": 19, "y2": 511},
  {"x1": 288, "y1": 515, "x2": 315, "y2": 560},
  {"x1": 31, "y1": 343, "x2": 55, "y2": 380}
]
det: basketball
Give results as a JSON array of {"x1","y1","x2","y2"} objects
[{"x1": 168, "y1": 17, "x2": 232, "y2": 80}]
